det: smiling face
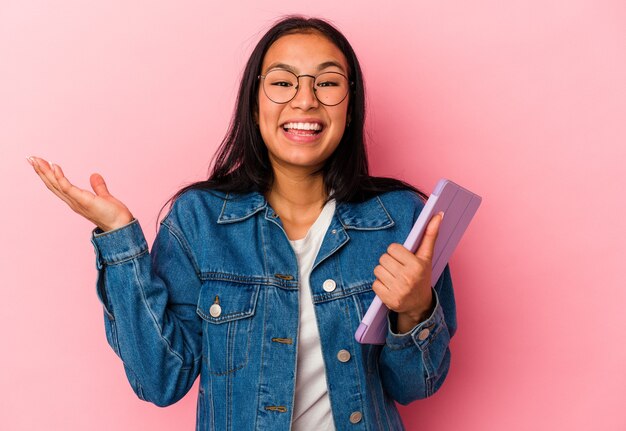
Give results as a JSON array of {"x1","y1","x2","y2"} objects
[{"x1": 256, "y1": 31, "x2": 351, "y2": 174}]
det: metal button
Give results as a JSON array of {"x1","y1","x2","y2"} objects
[
  {"x1": 417, "y1": 328, "x2": 430, "y2": 341},
  {"x1": 349, "y1": 411, "x2": 362, "y2": 424},
  {"x1": 209, "y1": 303, "x2": 222, "y2": 318},
  {"x1": 337, "y1": 349, "x2": 351, "y2": 362},
  {"x1": 322, "y1": 279, "x2": 336, "y2": 292},
  {"x1": 331, "y1": 229, "x2": 337, "y2": 234}
]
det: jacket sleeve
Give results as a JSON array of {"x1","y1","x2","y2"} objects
[
  {"x1": 378, "y1": 189, "x2": 458, "y2": 404},
  {"x1": 378, "y1": 265, "x2": 456, "y2": 404},
  {"x1": 90, "y1": 216, "x2": 203, "y2": 407}
]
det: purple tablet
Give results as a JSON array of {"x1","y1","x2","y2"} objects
[{"x1": 355, "y1": 178, "x2": 482, "y2": 344}]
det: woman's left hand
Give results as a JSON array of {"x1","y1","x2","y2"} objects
[{"x1": 372, "y1": 212, "x2": 443, "y2": 334}]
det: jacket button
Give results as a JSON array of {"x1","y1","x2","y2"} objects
[
  {"x1": 209, "y1": 304, "x2": 222, "y2": 318},
  {"x1": 417, "y1": 328, "x2": 430, "y2": 340},
  {"x1": 337, "y1": 349, "x2": 351, "y2": 362},
  {"x1": 322, "y1": 279, "x2": 336, "y2": 292},
  {"x1": 349, "y1": 411, "x2": 362, "y2": 424}
]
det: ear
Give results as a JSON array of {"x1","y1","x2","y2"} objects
[{"x1": 253, "y1": 109, "x2": 259, "y2": 126}]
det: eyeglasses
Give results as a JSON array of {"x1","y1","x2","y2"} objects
[{"x1": 258, "y1": 69, "x2": 352, "y2": 106}]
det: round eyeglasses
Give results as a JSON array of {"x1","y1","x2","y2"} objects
[{"x1": 258, "y1": 69, "x2": 352, "y2": 106}]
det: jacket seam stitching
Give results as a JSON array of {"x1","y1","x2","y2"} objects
[
  {"x1": 103, "y1": 249, "x2": 149, "y2": 266},
  {"x1": 259, "y1": 218, "x2": 271, "y2": 287},
  {"x1": 254, "y1": 290, "x2": 268, "y2": 429},
  {"x1": 199, "y1": 273, "x2": 298, "y2": 289},
  {"x1": 130, "y1": 258, "x2": 186, "y2": 365},
  {"x1": 160, "y1": 220, "x2": 202, "y2": 278},
  {"x1": 345, "y1": 291, "x2": 367, "y2": 430}
]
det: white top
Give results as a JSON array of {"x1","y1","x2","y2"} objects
[{"x1": 289, "y1": 199, "x2": 337, "y2": 431}]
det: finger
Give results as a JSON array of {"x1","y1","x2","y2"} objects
[
  {"x1": 371, "y1": 279, "x2": 400, "y2": 311},
  {"x1": 31, "y1": 157, "x2": 67, "y2": 197},
  {"x1": 371, "y1": 278, "x2": 390, "y2": 298},
  {"x1": 415, "y1": 212, "x2": 444, "y2": 262},
  {"x1": 53, "y1": 164, "x2": 96, "y2": 205},
  {"x1": 42, "y1": 161, "x2": 88, "y2": 208},
  {"x1": 31, "y1": 158, "x2": 80, "y2": 210},
  {"x1": 386, "y1": 242, "x2": 416, "y2": 266},
  {"x1": 373, "y1": 264, "x2": 396, "y2": 289},
  {"x1": 90, "y1": 173, "x2": 111, "y2": 198},
  {"x1": 45, "y1": 160, "x2": 64, "y2": 191},
  {"x1": 379, "y1": 252, "x2": 403, "y2": 277},
  {"x1": 371, "y1": 279, "x2": 389, "y2": 301},
  {"x1": 33, "y1": 157, "x2": 63, "y2": 193}
]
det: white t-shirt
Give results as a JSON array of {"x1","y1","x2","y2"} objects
[{"x1": 289, "y1": 199, "x2": 337, "y2": 431}]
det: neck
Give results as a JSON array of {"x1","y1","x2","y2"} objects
[{"x1": 266, "y1": 163, "x2": 327, "y2": 221}]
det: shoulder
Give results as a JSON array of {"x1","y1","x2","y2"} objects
[
  {"x1": 336, "y1": 189, "x2": 425, "y2": 232},
  {"x1": 161, "y1": 188, "x2": 228, "y2": 231},
  {"x1": 375, "y1": 189, "x2": 426, "y2": 219},
  {"x1": 372, "y1": 189, "x2": 427, "y2": 240}
]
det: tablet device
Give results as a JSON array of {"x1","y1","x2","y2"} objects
[{"x1": 355, "y1": 178, "x2": 482, "y2": 344}]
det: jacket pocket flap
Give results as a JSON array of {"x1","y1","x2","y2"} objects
[{"x1": 196, "y1": 281, "x2": 260, "y2": 324}]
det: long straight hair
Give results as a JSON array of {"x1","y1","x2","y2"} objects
[{"x1": 163, "y1": 16, "x2": 425, "y2": 215}]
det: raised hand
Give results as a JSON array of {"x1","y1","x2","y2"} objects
[
  {"x1": 28, "y1": 156, "x2": 134, "y2": 232},
  {"x1": 372, "y1": 212, "x2": 444, "y2": 333}
]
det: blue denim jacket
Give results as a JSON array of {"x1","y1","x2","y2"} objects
[{"x1": 90, "y1": 188, "x2": 456, "y2": 431}]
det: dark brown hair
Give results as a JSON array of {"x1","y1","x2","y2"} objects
[{"x1": 162, "y1": 15, "x2": 424, "y2": 216}]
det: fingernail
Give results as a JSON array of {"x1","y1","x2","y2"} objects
[
  {"x1": 439, "y1": 211, "x2": 445, "y2": 220},
  {"x1": 27, "y1": 157, "x2": 34, "y2": 166},
  {"x1": 50, "y1": 163, "x2": 57, "y2": 173}
]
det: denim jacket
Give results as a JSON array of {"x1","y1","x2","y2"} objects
[{"x1": 90, "y1": 188, "x2": 457, "y2": 431}]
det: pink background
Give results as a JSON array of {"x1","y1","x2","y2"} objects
[{"x1": 2, "y1": 1, "x2": 625, "y2": 430}]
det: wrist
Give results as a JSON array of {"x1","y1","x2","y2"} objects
[
  {"x1": 396, "y1": 313, "x2": 421, "y2": 334},
  {"x1": 98, "y1": 213, "x2": 134, "y2": 232},
  {"x1": 396, "y1": 295, "x2": 436, "y2": 333}
]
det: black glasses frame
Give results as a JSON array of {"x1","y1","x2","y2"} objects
[{"x1": 258, "y1": 70, "x2": 354, "y2": 107}]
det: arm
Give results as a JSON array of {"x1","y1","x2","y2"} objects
[
  {"x1": 91, "y1": 217, "x2": 203, "y2": 407},
  {"x1": 371, "y1": 192, "x2": 457, "y2": 403},
  {"x1": 378, "y1": 265, "x2": 457, "y2": 404},
  {"x1": 27, "y1": 157, "x2": 202, "y2": 406}
]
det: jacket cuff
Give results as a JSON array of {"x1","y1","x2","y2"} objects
[
  {"x1": 385, "y1": 288, "x2": 446, "y2": 351},
  {"x1": 91, "y1": 219, "x2": 148, "y2": 267}
]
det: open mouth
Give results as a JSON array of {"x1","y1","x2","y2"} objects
[{"x1": 282, "y1": 122, "x2": 324, "y2": 136}]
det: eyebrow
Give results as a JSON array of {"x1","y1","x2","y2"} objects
[{"x1": 264, "y1": 60, "x2": 347, "y2": 74}]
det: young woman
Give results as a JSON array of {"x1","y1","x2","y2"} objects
[{"x1": 28, "y1": 16, "x2": 456, "y2": 431}]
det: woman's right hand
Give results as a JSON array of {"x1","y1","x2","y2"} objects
[{"x1": 28, "y1": 156, "x2": 134, "y2": 232}]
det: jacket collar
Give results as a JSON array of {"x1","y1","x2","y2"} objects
[{"x1": 217, "y1": 191, "x2": 394, "y2": 230}]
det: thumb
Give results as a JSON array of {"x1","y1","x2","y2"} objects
[
  {"x1": 415, "y1": 212, "x2": 444, "y2": 261},
  {"x1": 90, "y1": 173, "x2": 111, "y2": 197}
]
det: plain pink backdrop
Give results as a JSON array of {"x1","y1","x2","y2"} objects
[{"x1": 2, "y1": 1, "x2": 625, "y2": 430}]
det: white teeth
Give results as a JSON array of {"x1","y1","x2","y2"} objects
[{"x1": 283, "y1": 122, "x2": 322, "y2": 131}]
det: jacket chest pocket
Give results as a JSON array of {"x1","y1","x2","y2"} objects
[{"x1": 197, "y1": 280, "x2": 260, "y2": 376}]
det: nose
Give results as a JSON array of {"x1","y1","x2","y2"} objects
[{"x1": 290, "y1": 75, "x2": 319, "y2": 110}]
